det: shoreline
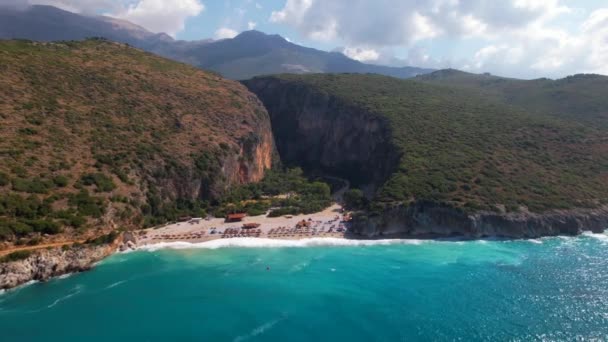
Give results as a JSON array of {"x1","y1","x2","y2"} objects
[
  {"x1": 2, "y1": 199, "x2": 607, "y2": 291},
  {"x1": 2, "y1": 229, "x2": 608, "y2": 292}
]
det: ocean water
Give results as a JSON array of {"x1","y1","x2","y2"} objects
[{"x1": 1, "y1": 233, "x2": 608, "y2": 341}]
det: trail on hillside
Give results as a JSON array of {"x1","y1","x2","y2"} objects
[{"x1": 0, "y1": 240, "x2": 85, "y2": 257}]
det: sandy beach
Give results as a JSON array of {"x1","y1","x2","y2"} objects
[{"x1": 136, "y1": 203, "x2": 351, "y2": 246}]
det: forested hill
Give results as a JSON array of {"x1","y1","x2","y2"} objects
[
  {"x1": 416, "y1": 69, "x2": 608, "y2": 128},
  {"x1": 245, "y1": 74, "x2": 608, "y2": 214},
  {"x1": 0, "y1": 39, "x2": 274, "y2": 245}
]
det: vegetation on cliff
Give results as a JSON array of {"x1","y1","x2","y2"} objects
[
  {"x1": 247, "y1": 74, "x2": 608, "y2": 214},
  {"x1": 0, "y1": 39, "x2": 273, "y2": 244},
  {"x1": 416, "y1": 69, "x2": 608, "y2": 128}
]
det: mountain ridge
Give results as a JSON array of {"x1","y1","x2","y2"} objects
[{"x1": 0, "y1": 5, "x2": 433, "y2": 80}]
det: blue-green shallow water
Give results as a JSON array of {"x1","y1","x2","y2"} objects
[{"x1": 1, "y1": 233, "x2": 608, "y2": 341}]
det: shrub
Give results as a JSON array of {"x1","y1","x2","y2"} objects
[
  {"x1": 86, "y1": 231, "x2": 119, "y2": 246},
  {"x1": 27, "y1": 237, "x2": 42, "y2": 246},
  {"x1": 68, "y1": 215, "x2": 87, "y2": 228},
  {"x1": 68, "y1": 190, "x2": 105, "y2": 218},
  {"x1": 25, "y1": 219, "x2": 62, "y2": 235},
  {"x1": 7, "y1": 220, "x2": 33, "y2": 236},
  {"x1": 0, "y1": 250, "x2": 33, "y2": 263},
  {"x1": 0, "y1": 172, "x2": 9, "y2": 186},
  {"x1": 80, "y1": 173, "x2": 116, "y2": 192},
  {"x1": 344, "y1": 189, "x2": 367, "y2": 210},
  {"x1": 18, "y1": 127, "x2": 38, "y2": 135},
  {"x1": 12, "y1": 178, "x2": 53, "y2": 194},
  {"x1": 52, "y1": 175, "x2": 69, "y2": 187}
]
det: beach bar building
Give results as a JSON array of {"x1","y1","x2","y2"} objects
[{"x1": 226, "y1": 213, "x2": 246, "y2": 222}]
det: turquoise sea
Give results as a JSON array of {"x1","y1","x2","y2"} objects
[{"x1": 1, "y1": 233, "x2": 608, "y2": 341}]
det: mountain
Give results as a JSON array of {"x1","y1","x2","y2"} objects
[
  {"x1": 245, "y1": 74, "x2": 608, "y2": 236},
  {"x1": 0, "y1": 4, "x2": 160, "y2": 44},
  {"x1": 0, "y1": 5, "x2": 433, "y2": 80},
  {"x1": 416, "y1": 69, "x2": 608, "y2": 127},
  {"x1": 176, "y1": 30, "x2": 434, "y2": 80},
  {"x1": 0, "y1": 39, "x2": 273, "y2": 245}
]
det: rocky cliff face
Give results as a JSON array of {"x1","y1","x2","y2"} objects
[
  {"x1": 244, "y1": 78, "x2": 400, "y2": 189},
  {"x1": 353, "y1": 201, "x2": 608, "y2": 239},
  {"x1": 157, "y1": 111, "x2": 275, "y2": 201},
  {"x1": 0, "y1": 244, "x2": 115, "y2": 290},
  {"x1": 0, "y1": 233, "x2": 140, "y2": 290},
  {"x1": 220, "y1": 122, "x2": 275, "y2": 192}
]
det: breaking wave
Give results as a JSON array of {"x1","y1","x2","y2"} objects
[
  {"x1": 138, "y1": 237, "x2": 426, "y2": 251},
  {"x1": 582, "y1": 231, "x2": 608, "y2": 243}
]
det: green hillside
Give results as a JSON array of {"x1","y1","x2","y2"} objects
[
  {"x1": 416, "y1": 69, "x2": 608, "y2": 128},
  {"x1": 249, "y1": 74, "x2": 608, "y2": 213},
  {"x1": 0, "y1": 39, "x2": 274, "y2": 245}
]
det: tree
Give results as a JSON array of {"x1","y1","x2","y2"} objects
[{"x1": 344, "y1": 189, "x2": 366, "y2": 210}]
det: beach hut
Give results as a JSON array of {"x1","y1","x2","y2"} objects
[
  {"x1": 226, "y1": 213, "x2": 246, "y2": 222},
  {"x1": 242, "y1": 223, "x2": 261, "y2": 229}
]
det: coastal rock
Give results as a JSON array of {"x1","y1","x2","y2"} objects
[
  {"x1": 119, "y1": 231, "x2": 138, "y2": 252},
  {"x1": 0, "y1": 244, "x2": 116, "y2": 290},
  {"x1": 352, "y1": 201, "x2": 608, "y2": 239}
]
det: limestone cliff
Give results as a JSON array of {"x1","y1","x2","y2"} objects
[
  {"x1": 352, "y1": 202, "x2": 608, "y2": 238},
  {"x1": 243, "y1": 77, "x2": 400, "y2": 190}
]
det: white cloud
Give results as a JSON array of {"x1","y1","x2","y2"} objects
[
  {"x1": 214, "y1": 27, "x2": 238, "y2": 39},
  {"x1": 467, "y1": 7, "x2": 608, "y2": 78},
  {"x1": 341, "y1": 47, "x2": 379, "y2": 62},
  {"x1": 270, "y1": 0, "x2": 608, "y2": 78},
  {"x1": 247, "y1": 21, "x2": 257, "y2": 30},
  {"x1": 270, "y1": 0, "x2": 312, "y2": 24},
  {"x1": 113, "y1": 0, "x2": 204, "y2": 37},
  {"x1": 270, "y1": 0, "x2": 570, "y2": 46},
  {"x1": 15, "y1": 0, "x2": 204, "y2": 37}
]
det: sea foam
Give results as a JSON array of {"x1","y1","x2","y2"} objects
[
  {"x1": 582, "y1": 231, "x2": 608, "y2": 243},
  {"x1": 138, "y1": 237, "x2": 426, "y2": 251}
]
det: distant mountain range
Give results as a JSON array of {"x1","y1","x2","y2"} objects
[{"x1": 0, "y1": 5, "x2": 433, "y2": 80}]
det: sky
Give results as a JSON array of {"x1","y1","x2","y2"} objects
[{"x1": 10, "y1": 0, "x2": 608, "y2": 79}]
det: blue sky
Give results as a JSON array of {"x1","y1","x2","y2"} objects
[{"x1": 19, "y1": 0, "x2": 608, "y2": 78}]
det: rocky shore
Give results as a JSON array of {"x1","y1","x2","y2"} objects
[
  {"x1": 352, "y1": 201, "x2": 608, "y2": 239},
  {"x1": 0, "y1": 233, "x2": 137, "y2": 290}
]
